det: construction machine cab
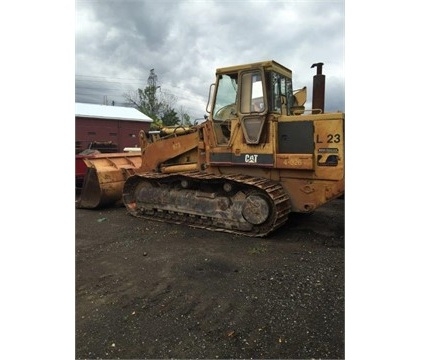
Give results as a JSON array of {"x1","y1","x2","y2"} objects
[{"x1": 207, "y1": 60, "x2": 298, "y2": 146}]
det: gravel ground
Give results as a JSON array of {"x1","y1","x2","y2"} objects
[{"x1": 75, "y1": 197, "x2": 344, "y2": 359}]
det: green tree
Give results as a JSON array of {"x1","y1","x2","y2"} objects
[
  {"x1": 149, "y1": 118, "x2": 163, "y2": 130},
  {"x1": 136, "y1": 86, "x2": 161, "y2": 119},
  {"x1": 124, "y1": 68, "x2": 191, "y2": 128},
  {"x1": 161, "y1": 107, "x2": 180, "y2": 126},
  {"x1": 124, "y1": 87, "x2": 161, "y2": 121},
  {"x1": 123, "y1": 69, "x2": 163, "y2": 122}
]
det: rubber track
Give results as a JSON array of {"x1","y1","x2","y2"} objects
[{"x1": 124, "y1": 171, "x2": 291, "y2": 237}]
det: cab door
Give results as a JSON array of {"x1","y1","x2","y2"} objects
[{"x1": 237, "y1": 69, "x2": 268, "y2": 145}]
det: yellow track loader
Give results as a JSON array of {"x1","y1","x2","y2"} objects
[{"x1": 77, "y1": 60, "x2": 344, "y2": 237}]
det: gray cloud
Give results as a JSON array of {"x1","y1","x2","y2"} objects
[{"x1": 76, "y1": 0, "x2": 344, "y2": 118}]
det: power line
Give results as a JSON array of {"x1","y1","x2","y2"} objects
[
  {"x1": 75, "y1": 73, "x2": 208, "y2": 117},
  {"x1": 75, "y1": 74, "x2": 147, "y2": 82}
]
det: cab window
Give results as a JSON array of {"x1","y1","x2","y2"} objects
[{"x1": 240, "y1": 71, "x2": 265, "y2": 114}]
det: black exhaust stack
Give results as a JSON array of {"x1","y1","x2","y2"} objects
[{"x1": 311, "y1": 62, "x2": 325, "y2": 114}]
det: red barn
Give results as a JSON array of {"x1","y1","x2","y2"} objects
[{"x1": 75, "y1": 103, "x2": 153, "y2": 153}]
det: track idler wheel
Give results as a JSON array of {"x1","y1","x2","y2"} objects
[{"x1": 241, "y1": 192, "x2": 271, "y2": 225}]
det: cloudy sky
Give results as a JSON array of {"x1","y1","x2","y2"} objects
[{"x1": 75, "y1": 0, "x2": 345, "y2": 120}]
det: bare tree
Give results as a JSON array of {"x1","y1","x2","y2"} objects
[{"x1": 178, "y1": 105, "x2": 192, "y2": 125}]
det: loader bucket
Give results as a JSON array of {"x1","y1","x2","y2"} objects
[{"x1": 76, "y1": 153, "x2": 142, "y2": 209}]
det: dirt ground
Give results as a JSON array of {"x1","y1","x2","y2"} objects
[{"x1": 75, "y1": 197, "x2": 344, "y2": 359}]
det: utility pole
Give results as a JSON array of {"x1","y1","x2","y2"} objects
[
  {"x1": 148, "y1": 68, "x2": 158, "y2": 87},
  {"x1": 147, "y1": 69, "x2": 160, "y2": 115}
]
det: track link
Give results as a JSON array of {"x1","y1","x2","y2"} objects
[{"x1": 123, "y1": 171, "x2": 291, "y2": 237}]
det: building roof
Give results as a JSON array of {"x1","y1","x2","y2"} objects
[{"x1": 75, "y1": 103, "x2": 153, "y2": 123}]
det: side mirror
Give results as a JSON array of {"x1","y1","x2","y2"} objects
[{"x1": 206, "y1": 83, "x2": 215, "y2": 113}]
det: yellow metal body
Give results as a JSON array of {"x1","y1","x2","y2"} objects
[
  {"x1": 78, "y1": 60, "x2": 344, "y2": 223},
  {"x1": 77, "y1": 153, "x2": 141, "y2": 208},
  {"x1": 197, "y1": 112, "x2": 344, "y2": 213}
]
